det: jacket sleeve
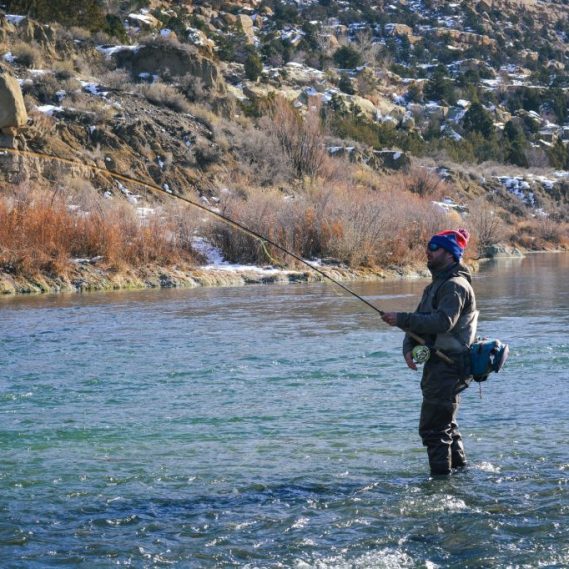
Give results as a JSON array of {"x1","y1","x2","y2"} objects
[
  {"x1": 396, "y1": 281, "x2": 467, "y2": 336},
  {"x1": 402, "y1": 333, "x2": 417, "y2": 356}
]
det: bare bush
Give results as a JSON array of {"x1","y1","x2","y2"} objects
[
  {"x1": 535, "y1": 216, "x2": 564, "y2": 244},
  {"x1": 324, "y1": 186, "x2": 447, "y2": 267},
  {"x1": 267, "y1": 97, "x2": 329, "y2": 180},
  {"x1": 355, "y1": 31, "x2": 381, "y2": 67},
  {"x1": 179, "y1": 74, "x2": 207, "y2": 102},
  {"x1": 509, "y1": 217, "x2": 569, "y2": 250},
  {"x1": 467, "y1": 197, "x2": 506, "y2": 254},
  {"x1": 232, "y1": 126, "x2": 294, "y2": 185},
  {"x1": 99, "y1": 69, "x2": 134, "y2": 91},
  {"x1": 400, "y1": 167, "x2": 445, "y2": 199},
  {"x1": 22, "y1": 72, "x2": 61, "y2": 104},
  {"x1": 138, "y1": 82, "x2": 191, "y2": 113},
  {"x1": 525, "y1": 146, "x2": 550, "y2": 169},
  {"x1": 53, "y1": 60, "x2": 76, "y2": 80},
  {"x1": 68, "y1": 26, "x2": 92, "y2": 41},
  {"x1": 25, "y1": 108, "x2": 57, "y2": 145},
  {"x1": 66, "y1": 93, "x2": 117, "y2": 123},
  {"x1": 11, "y1": 41, "x2": 43, "y2": 68},
  {"x1": 211, "y1": 182, "x2": 450, "y2": 268},
  {"x1": 192, "y1": 138, "x2": 222, "y2": 169}
]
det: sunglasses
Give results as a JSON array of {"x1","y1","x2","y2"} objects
[{"x1": 427, "y1": 242, "x2": 441, "y2": 251}]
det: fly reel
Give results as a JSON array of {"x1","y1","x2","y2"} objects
[{"x1": 412, "y1": 345, "x2": 431, "y2": 364}]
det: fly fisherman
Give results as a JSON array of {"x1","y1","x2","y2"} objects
[{"x1": 381, "y1": 229, "x2": 478, "y2": 476}]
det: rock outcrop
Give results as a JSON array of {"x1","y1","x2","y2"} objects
[
  {"x1": 0, "y1": 69, "x2": 28, "y2": 134},
  {"x1": 113, "y1": 42, "x2": 225, "y2": 92}
]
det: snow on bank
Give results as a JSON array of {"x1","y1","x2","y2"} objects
[{"x1": 191, "y1": 237, "x2": 283, "y2": 274}]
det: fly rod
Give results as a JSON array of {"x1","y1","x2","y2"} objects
[{"x1": 0, "y1": 147, "x2": 453, "y2": 364}]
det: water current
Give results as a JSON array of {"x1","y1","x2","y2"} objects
[{"x1": 1, "y1": 253, "x2": 568, "y2": 568}]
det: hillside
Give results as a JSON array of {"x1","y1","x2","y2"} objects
[{"x1": 0, "y1": 0, "x2": 568, "y2": 293}]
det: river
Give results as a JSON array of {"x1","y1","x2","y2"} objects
[{"x1": 1, "y1": 253, "x2": 568, "y2": 568}]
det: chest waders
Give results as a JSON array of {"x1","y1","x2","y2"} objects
[{"x1": 415, "y1": 273, "x2": 477, "y2": 476}]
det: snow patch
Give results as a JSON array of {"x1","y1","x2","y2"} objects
[
  {"x1": 6, "y1": 14, "x2": 26, "y2": 25},
  {"x1": 96, "y1": 44, "x2": 140, "y2": 59},
  {"x1": 192, "y1": 237, "x2": 284, "y2": 274},
  {"x1": 36, "y1": 105, "x2": 63, "y2": 115},
  {"x1": 495, "y1": 176, "x2": 535, "y2": 206},
  {"x1": 81, "y1": 81, "x2": 108, "y2": 97}
]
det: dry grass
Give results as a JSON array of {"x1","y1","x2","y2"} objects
[
  {"x1": 511, "y1": 218, "x2": 569, "y2": 250},
  {"x1": 66, "y1": 93, "x2": 117, "y2": 123},
  {"x1": 11, "y1": 41, "x2": 43, "y2": 68},
  {"x1": 25, "y1": 107, "x2": 57, "y2": 145},
  {"x1": 0, "y1": 187, "x2": 203, "y2": 277},
  {"x1": 138, "y1": 82, "x2": 192, "y2": 113}
]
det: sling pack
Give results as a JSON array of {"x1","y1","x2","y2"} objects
[{"x1": 469, "y1": 337, "x2": 509, "y2": 382}]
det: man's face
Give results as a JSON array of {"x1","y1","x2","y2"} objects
[{"x1": 427, "y1": 245, "x2": 454, "y2": 272}]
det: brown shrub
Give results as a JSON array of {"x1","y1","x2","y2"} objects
[
  {"x1": 231, "y1": 126, "x2": 294, "y2": 185},
  {"x1": 508, "y1": 217, "x2": 569, "y2": 250},
  {"x1": 397, "y1": 167, "x2": 446, "y2": 199},
  {"x1": 138, "y1": 82, "x2": 191, "y2": 113},
  {"x1": 66, "y1": 92, "x2": 117, "y2": 123},
  {"x1": 467, "y1": 197, "x2": 506, "y2": 254},
  {"x1": 0, "y1": 189, "x2": 202, "y2": 277},
  {"x1": 99, "y1": 69, "x2": 134, "y2": 91},
  {"x1": 21, "y1": 72, "x2": 60, "y2": 104},
  {"x1": 211, "y1": 183, "x2": 449, "y2": 269},
  {"x1": 11, "y1": 41, "x2": 43, "y2": 68},
  {"x1": 53, "y1": 60, "x2": 76, "y2": 80},
  {"x1": 25, "y1": 107, "x2": 57, "y2": 145},
  {"x1": 266, "y1": 97, "x2": 329, "y2": 180}
]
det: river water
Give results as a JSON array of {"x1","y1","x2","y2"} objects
[{"x1": 1, "y1": 253, "x2": 568, "y2": 568}]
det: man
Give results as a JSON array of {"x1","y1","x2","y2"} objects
[{"x1": 381, "y1": 229, "x2": 478, "y2": 476}]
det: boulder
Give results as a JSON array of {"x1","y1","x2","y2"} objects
[
  {"x1": 238, "y1": 14, "x2": 255, "y2": 44},
  {"x1": 126, "y1": 12, "x2": 162, "y2": 30},
  {"x1": 222, "y1": 13, "x2": 238, "y2": 26},
  {"x1": 484, "y1": 244, "x2": 524, "y2": 258},
  {"x1": 0, "y1": 71, "x2": 28, "y2": 132},
  {"x1": 372, "y1": 150, "x2": 411, "y2": 172}
]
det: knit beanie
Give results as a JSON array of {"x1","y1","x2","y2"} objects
[{"x1": 428, "y1": 228, "x2": 470, "y2": 261}]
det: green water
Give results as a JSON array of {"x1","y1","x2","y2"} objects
[{"x1": 1, "y1": 253, "x2": 568, "y2": 568}]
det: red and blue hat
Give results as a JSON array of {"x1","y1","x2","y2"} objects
[{"x1": 428, "y1": 228, "x2": 470, "y2": 261}]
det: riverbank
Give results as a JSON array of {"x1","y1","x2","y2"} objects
[
  {"x1": 0, "y1": 258, "x2": 439, "y2": 295},
  {"x1": 3, "y1": 242, "x2": 547, "y2": 296}
]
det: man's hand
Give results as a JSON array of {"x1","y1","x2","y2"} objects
[
  {"x1": 381, "y1": 312, "x2": 398, "y2": 327},
  {"x1": 404, "y1": 351, "x2": 417, "y2": 371}
]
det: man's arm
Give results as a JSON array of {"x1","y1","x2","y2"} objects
[
  {"x1": 380, "y1": 315, "x2": 418, "y2": 371},
  {"x1": 395, "y1": 283, "x2": 466, "y2": 335}
]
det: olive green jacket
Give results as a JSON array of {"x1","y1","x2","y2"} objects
[{"x1": 397, "y1": 262, "x2": 478, "y2": 357}]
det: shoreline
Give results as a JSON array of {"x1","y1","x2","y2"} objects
[
  {"x1": 0, "y1": 261, "x2": 434, "y2": 296},
  {"x1": 2, "y1": 247, "x2": 549, "y2": 297}
]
